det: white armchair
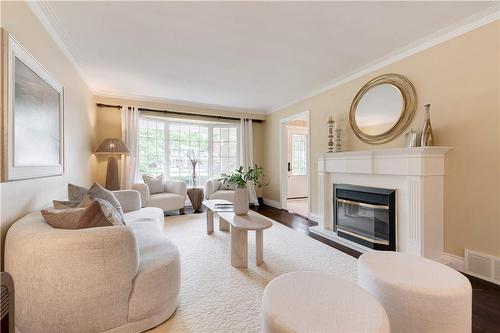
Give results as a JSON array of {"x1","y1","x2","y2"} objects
[
  {"x1": 205, "y1": 179, "x2": 235, "y2": 202},
  {"x1": 133, "y1": 180, "x2": 187, "y2": 214}
]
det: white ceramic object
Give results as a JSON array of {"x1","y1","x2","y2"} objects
[{"x1": 233, "y1": 187, "x2": 249, "y2": 215}]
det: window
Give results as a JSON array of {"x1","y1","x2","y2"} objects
[
  {"x1": 291, "y1": 134, "x2": 307, "y2": 176},
  {"x1": 138, "y1": 117, "x2": 239, "y2": 186}
]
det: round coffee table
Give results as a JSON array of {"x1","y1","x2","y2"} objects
[{"x1": 187, "y1": 187, "x2": 204, "y2": 213}]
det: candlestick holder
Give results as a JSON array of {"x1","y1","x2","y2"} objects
[
  {"x1": 328, "y1": 119, "x2": 335, "y2": 153},
  {"x1": 334, "y1": 126, "x2": 343, "y2": 152}
]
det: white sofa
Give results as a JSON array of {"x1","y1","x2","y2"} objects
[
  {"x1": 4, "y1": 190, "x2": 180, "y2": 333},
  {"x1": 133, "y1": 180, "x2": 187, "y2": 214},
  {"x1": 204, "y1": 179, "x2": 235, "y2": 202}
]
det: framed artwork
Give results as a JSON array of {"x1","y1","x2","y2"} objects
[{"x1": 1, "y1": 29, "x2": 64, "y2": 181}]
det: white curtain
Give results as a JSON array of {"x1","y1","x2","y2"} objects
[
  {"x1": 120, "y1": 106, "x2": 139, "y2": 189},
  {"x1": 240, "y1": 118, "x2": 258, "y2": 205}
]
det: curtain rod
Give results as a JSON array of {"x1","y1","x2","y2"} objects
[{"x1": 96, "y1": 103, "x2": 263, "y2": 123}]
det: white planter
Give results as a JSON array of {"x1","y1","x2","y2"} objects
[{"x1": 233, "y1": 187, "x2": 249, "y2": 215}]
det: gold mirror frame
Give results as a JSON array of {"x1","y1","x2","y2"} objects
[{"x1": 349, "y1": 73, "x2": 417, "y2": 144}]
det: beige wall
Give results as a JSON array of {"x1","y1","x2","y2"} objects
[
  {"x1": 263, "y1": 21, "x2": 500, "y2": 258},
  {"x1": 94, "y1": 95, "x2": 265, "y2": 187},
  {"x1": 0, "y1": 2, "x2": 97, "y2": 266}
]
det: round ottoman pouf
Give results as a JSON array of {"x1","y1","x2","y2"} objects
[
  {"x1": 262, "y1": 271, "x2": 390, "y2": 333},
  {"x1": 357, "y1": 252, "x2": 472, "y2": 333}
]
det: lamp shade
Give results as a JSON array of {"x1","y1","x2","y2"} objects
[{"x1": 95, "y1": 138, "x2": 130, "y2": 155}]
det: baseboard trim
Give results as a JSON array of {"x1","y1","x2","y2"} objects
[
  {"x1": 440, "y1": 252, "x2": 465, "y2": 272},
  {"x1": 262, "y1": 198, "x2": 281, "y2": 209}
]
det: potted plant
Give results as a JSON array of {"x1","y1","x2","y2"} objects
[
  {"x1": 251, "y1": 166, "x2": 268, "y2": 205},
  {"x1": 221, "y1": 165, "x2": 267, "y2": 215}
]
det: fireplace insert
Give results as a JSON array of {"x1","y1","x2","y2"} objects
[{"x1": 334, "y1": 184, "x2": 396, "y2": 251}]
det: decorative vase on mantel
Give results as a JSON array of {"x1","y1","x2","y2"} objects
[
  {"x1": 233, "y1": 186, "x2": 250, "y2": 216},
  {"x1": 420, "y1": 104, "x2": 434, "y2": 147}
]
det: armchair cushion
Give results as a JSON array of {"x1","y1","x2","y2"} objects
[
  {"x1": 204, "y1": 179, "x2": 222, "y2": 198},
  {"x1": 148, "y1": 193, "x2": 185, "y2": 212},
  {"x1": 164, "y1": 180, "x2": 187, "y2": 196},
  {"x1": 143, "y1": 174, "x2": 164, "y2": 194}
]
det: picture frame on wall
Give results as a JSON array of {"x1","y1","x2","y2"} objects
[{"x1": 1, "y1": 29, "x2": 64, "y2": 182}]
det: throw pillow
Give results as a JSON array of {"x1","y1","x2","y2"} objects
[
  {"x1": 42, "y1": 200, "x2": 116, "y2": 229},
  {"x1": 87, "y1": 183, "x2": 125, "y2": 223},
  {"x1": 68, "y1": 183, "x2": 88, "y2": 202},
  {"x1": 78, "y1": 196, "x2": 125, "y2": 226},
  {"x1": 53, "y1": 200, "x2": 80, "y2": 209},
  {"x1": 143, "y1": 174, "x2": 164, "y2": 194}
]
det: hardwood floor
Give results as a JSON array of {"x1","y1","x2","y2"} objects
[{"x1": 250, "y1": 204, "x2": 500, "y2": 333}]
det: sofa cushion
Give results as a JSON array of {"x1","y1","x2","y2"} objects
[
  {"x1": 68, "y1": 183, "x2": 88, "y2": 202},
  {"x1": 41, "y1": 200, "x2": 118, "y2": 229},
  {"x1": 143, "y1": 174, "x2": 164, "y2": 194},
  {"x1": 88, "y1": 183, "x2": 125, "y2": 223},
  {"x1": 127, "y1": 223, "x2": 180, "y2": 322},
  {"x1": 208, "y1": 190, "x2": 235, "y2": 202},
  {"x1": 124, "y1": 207, "x2": 164, "y2": 231},
  {"x1": 53, "y1": 200, "x2": 80, "y2": 209},
  {"x1": 147, "y1": 193, "x2": 185, "y2": 212}
]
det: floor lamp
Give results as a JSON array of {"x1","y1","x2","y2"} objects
[{"x1": 95, "y1": 138, "x2": 130, "y2": 191}]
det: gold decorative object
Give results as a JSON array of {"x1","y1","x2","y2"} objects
[
  {"x1": 420, "y1": 104, "x2": 434, "y2": 146},
  {"x1": 327, "y1": 115, "x2": 335, "y2": 152},
  {"x1": 349, "y1": 73, "x2": 417, "y2": 144}
]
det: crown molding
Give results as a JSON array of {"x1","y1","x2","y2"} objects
[
  {"x1": 27, "y1": 1, "x2": 94, "y2": 93},
  {"x1": 268, "y1": 4, "x2": 500, "y2": 114},
  {"x1": 25, "y1": 1, "x2": 499, "y2": 115},
  {"x1": 94, "y1": 90, "x2": 268, "y2": 116}
]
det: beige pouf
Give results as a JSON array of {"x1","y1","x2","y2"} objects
[
  {"x1": 357, "y1": 252, "x2": 472, "y2": 333},
  {"x1": 262, "y1": 271, "x2": 390, "y2": 333}
]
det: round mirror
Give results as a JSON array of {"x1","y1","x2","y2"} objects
[
  {"x1": 355, "y1": 84, "x2": 403, "y2": 135},
  {"x1": 350, "y1": 74, "x2": 417, "y2": 144}
]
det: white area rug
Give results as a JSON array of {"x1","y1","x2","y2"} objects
[{"x1": 149, "y1": 213, "x2": 357, "y2": 333}]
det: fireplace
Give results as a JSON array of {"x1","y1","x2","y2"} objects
[{"x1": 334, "y1": 185, "x2": 396, "y2": 251}]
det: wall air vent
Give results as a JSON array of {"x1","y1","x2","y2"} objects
[{"x1": 465, "y1": 249, "x2": 500, "y2": 285}]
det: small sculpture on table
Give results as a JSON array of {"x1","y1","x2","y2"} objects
[
  {"x1": 186, "y1": 149, "x2": 200, "y2": 187},
  {"x1": 333, "y1": 125, "x2": 343, "y2": 152},
  {"x1": 327, "y1": 115, "x2": 335, "y2": 153}
]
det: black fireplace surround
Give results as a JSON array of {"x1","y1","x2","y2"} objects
[{"x1": 334, "y1": 184, "x2": 396, "y2": 251}]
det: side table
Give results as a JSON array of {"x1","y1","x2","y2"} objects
[{"x1": 187, "y1": 187, "x2": 204, "y2": 213}]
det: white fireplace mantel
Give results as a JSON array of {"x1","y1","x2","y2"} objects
[{"x1": 311, "y1": 147, "x2": 452, "y2": 261}]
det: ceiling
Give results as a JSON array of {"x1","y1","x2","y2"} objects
[{"x1": 31, "y1": 1, "x2": 497, "y2": 113}]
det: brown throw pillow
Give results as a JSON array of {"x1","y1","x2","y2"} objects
[
  {"x1": 87, "y1": 183, "x2": 125, "y2": 224},
  {"x1": 78, "y1": 196, "x2": 125, "y2": 226},
  {"x1": 68, "y1": 183, "x2": 88, "y2": 202},
  {"x1": 42, "y1": 201, "x2": 116, "y2": 229},
  {"x1": 53, "y1": 200, "x2": 80, "y2": 209}
]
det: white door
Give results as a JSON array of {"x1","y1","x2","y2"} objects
[{"x1": 287, "y1": 127, "x2": 307, "y2": 198}]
